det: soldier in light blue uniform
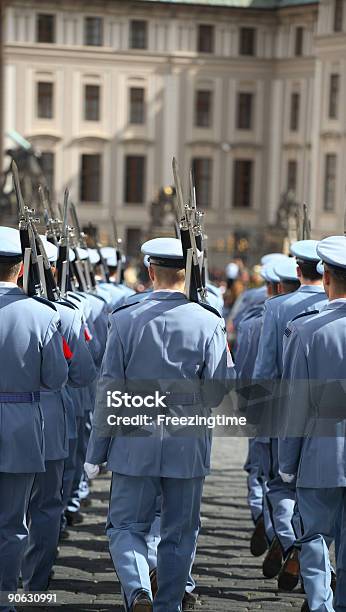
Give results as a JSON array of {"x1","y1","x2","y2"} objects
[
  {"x1": 21, "y1": 238, "x2": 97, "y2": 591},
  {"x1": 85, "y1": 237, "x2": 235, "y2": 612},
  {"x1": 279, "y1": 235, "x2": 346, "y2": 612},
  {"x1": 0, "y1": 228, "x2": 68, "y2": 607},
  {"x1": 254, "y1": 243, "x2": 327, "y2": 588},
  {"x1": 237, "y1": 260, "x2": 283, "y2": 557}
]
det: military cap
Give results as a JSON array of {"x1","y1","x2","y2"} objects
[
  {"x1": 100, "y1": 246, "x2": 116, "y2": 261},
  {"x1": 261, "y1": 253, "x2": 287, "y2": 265},
  {"x1": 290, "y1": 240, "x2": 320, "y2": 262},
  {"x1": 317, "y1": 235, "x2": 346, "y2": 270},
  {"x1": 274, "y1": 258, "x2": 298, "y2": 281},
  {"x1": 316, "y1": 261, "x2": 324, "y2": 275},
  {"x1": 0, "y1": 226, "x2": 22, "y2": 261},
  {"x1": 261, "y1": 262, "x2": 281, "y2": 283},
  {"x1": 141, "y1": 237, "x2": 184, "y2": 269},
  {"x1": 225, "y1": 262, "x2": 239, "y2": 280},
  {"x1": 88, "y1": 248, "x2": 100, "y2": 265},
  {"x1": 106, "y1": 254, "x2": 117, "y2": 267},
  {"x1": 39, "y1": 235, "x2": 58, "y2": 262},
  {"x1": 143, "y1": 255, "x2": 150, "y2": 269},
  {"x1": 76, "y1": 247, "x2": 89, "y2": 261}
]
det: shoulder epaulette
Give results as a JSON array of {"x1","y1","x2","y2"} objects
[
  {"x1": 57, "y1": 298, "x2": 78, "y2": 311},
  {"x1": 91, "y1": 293, "x2": 107, "y2": 304},
  {"x1": 267, "y1": 293, "x2": 283, "y2": 301},
  {"x1": 32, "y1": 296, "x2": 58, "y2": 312},
  {"x1": 291, "y1": 309, "x2": 319, "y2": 323},
  {"x1": 111, "y1": 301, "x2": 142, "y2": 315},
  {"x1": 197, "y1": 301, "x2": 222, "y2": 318}
]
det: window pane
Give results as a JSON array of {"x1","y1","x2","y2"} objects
[
  {"x1": 198, "y1": 24, "x2": 214, "y2": 53},
  {"x1": 129, "y1": 88, "x2": 145, "y2": 124},
  {"x1": 126, "y1": 228, "x2": 142, "y2": 257},
  {"x1": 287, "y1": 160, "x2": 297, "y2": 192},
  {"x1": 239, "y1": 27, "x2": 256, "y2": 56},
  {"x1": 329, "y1": 74, "x2": 340, "y2": 119},
  {"x1": 37, "y1": 82, "x2": 53, "y2": 119},
  {"x1": 37, "y1": 14, "x2": 55, "y2": 43},
  {"x1": 195, "y1": 90, "x2": 212, "y2": 128},
  {"x1": 295, "y1": 27, "x2": 304, "y2": 56},
  {"x1": 290, "y1": 93, "x2": 300, "y2": 131},
  {"x1": 40, "y1": 152, "x2": 55, "y2": 194},
  {"x1": 84, "y1": 17, "x2": 103, "y2": 46},
  {"x1": 324, "y1": 154, "x2": 337, "y2": 211},
  {"x1": 85, "y1": 85, "x2": 100, "y2": 121},
  {"x1": 130, "y1": 20, "x2": 148, "y2": 50},
  {"x1": 80, "y1": 154, "x2": 102, "y2": 203},
  {"x1": 192, "y1": 158, "x2": 212, "y2": 208},
  {"x1": 237, "y1": 92, "x2": 253, "y2": 130},
  {"x1": 125, "y1": 156, "x2": 146, "y2": 204},
  {"x1": 334, "y1": 0, "x2": 343, "y2": 32},
  {"x1": 233, "y1": 160, "x2": 253, "y2": 208}
]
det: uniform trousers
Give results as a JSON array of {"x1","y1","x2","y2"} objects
[
  {"x1": 0, "y1": 472, "x2": 34, "y2": 611},
  {"x1": 107, "y1": 473, "x2": 204, "y2": 612},
  {"x1": 297, "y1": 487, "x2": 346, "y2": 612},
  {"x1": 21, "y1": 460, "x2": 65, "y2": 591}
]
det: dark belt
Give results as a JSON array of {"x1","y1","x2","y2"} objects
[{"x1": 0, "y1": 392, "x2": 40, "y2": 403}]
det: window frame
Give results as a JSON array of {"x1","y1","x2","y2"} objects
[
  {"x1": 36, "y1": 13, "x2": 56, "y2": 44},
  {"x1": 129, "y1": 20, "x2": 148, "y2": 50},
  {"x1": 80, "y1": 153, "x2": 102, "y2": 203},
  {"x1": 37, "y1": 81, "x2": 54, "y2": 120},
  {"x1": 124, "y1": 155, "x2": 146, "y2": 204},
  {"x1": 84, "y1": 16, "x2": 104, "y2": 47},
  {"x1": 197, "y1": 24, "x2": 215, "y2": 54},
  {"x1": 233, "y1": 159, "x2": 253, "y2": 209}
]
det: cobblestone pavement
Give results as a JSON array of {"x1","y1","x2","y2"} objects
[{"x1": 19, "y1": 438, "x2": 305, "y2": 611}]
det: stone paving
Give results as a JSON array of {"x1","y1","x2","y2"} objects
[{"x1": 19, "y1": 438, "x2": 305, "y2": 611}]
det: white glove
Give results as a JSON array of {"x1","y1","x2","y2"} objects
[
  {"x1": 84, "y1": 462, "x2": 100, "y2": 479},
  {"x1": 279, "y1": 470, "x2": 296, "y2": 484}
]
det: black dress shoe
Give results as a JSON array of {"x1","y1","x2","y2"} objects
[
  {"x1": 149, "y1": 568, "x2": 157, "y2": 598},
  {"x1": 182, "y1": 591, "x2": 198, "y2": 610},
  {"x1": 278, "y1": 547, "x2": 300, "y2": 591},
  {"x1": 65, "y1": 510, "x2": 83, "y2": 526},
  {"x1": 262, "y1": 536, "x2": 284, "y2": 578},
  {"x1": 131, "y1": 590, "x2": 152, "y2": 611},
  {"x1": 250, "y1": 515, "x2": 268, "y2": 557},
  {"x1": 301, "y1": 600, "x2": 309, "y2": 612}
]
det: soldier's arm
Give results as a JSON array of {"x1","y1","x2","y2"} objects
[
  {"x1": 40, "y1": 312, "x2": 69, "y2": 390},
  {"x1": 86, "y1": 316, "x2": 125, "y2": 465},
  {"x1": 278, "y1": 323, "x2": 309, "y2": 476},
  {"x1": 65, "y1": 310, "x2": 98, "y2": 388},
  {"x1": 253, "y1": 301, "x2": 279, "y2": 380}
]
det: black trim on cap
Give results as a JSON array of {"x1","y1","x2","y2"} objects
[
  {"x1": 149, "y1": 256, "x2": 185, "y2": 269},
  {"x1": 0, "y1": 255, "x2": 23, "y2": 264}
]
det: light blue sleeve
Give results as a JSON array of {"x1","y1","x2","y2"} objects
[
  {"x1": 40, "y1": 312, "x2": 69, "y2": 391},
  {"x1": 65, "y1": 310, "x2": 98, "y2": 388},
  {"x1": 253, "y1": 300, "x2": 279, "y2": 380},
  {"x1": 278, "y1": 323, "x2": 309, "y2": 475}
]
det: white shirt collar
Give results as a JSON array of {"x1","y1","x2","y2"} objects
[{"x1": 0, "y1": 282, "x2": 18, "y2": 288}]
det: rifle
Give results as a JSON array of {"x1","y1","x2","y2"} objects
[
  {"x1": 302, "y1": 203, "x2": 311, "y2": 240},
  {"x1": 111, "y1": 216, "x2": 123, "y2": 284},
  {"x1": 30, "y1": 218, "x2": 60, "y2": 302},
  {"x1": 172, "y1": 158, "x2": 207, "y2": 303},
  {"x1": 56, "y1": 189, "x2": 71, "y2": 295},
  {"x1": 12, "y1": 161, "x2": 43, "y2": 296},
  {"x1": 39, "y1": 186, "x2": 59, "y2": 246},
  {"x1": 91, "y1": 226, "x2": 110, "y2": 283},
  {"x1": 69, "y1": 202, "x2": 93, "y2": 292}
]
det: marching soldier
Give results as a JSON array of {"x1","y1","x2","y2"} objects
[
  {"x1": 21, "y1": 237, "x2": 97, "y2": 591},
  {"x1": 0, "y1": 227, "x2": 68, "y2": 606},
  {"x1": 253, "y1": 242, "x2": 327, "y2": 588},
  {"x1": 279, "y1": 235, "x2": 346, "y2": 612},
  {"x1": 85, "y1": 237, "x2": 235, "y2": 611}
]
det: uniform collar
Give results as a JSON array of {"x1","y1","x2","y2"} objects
[
  {"x1": 298, "y1": 285, "x2": 325, "y2": 294},
  {"x1": 323, "y1": 298, "x2": 346, "y2": 311},
  {"x1": 0, "y1": 284, "x2": 24, "y2": 295},
  {"x1": 149, "y1": 290, "x2": 187, "y2": 300},
  {"x1": 0, "y1": 281, "x2": 18, "y2": 288}
]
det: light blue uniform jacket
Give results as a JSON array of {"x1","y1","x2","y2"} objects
[
  {"x1": 279, "y1": 299, "x2": 346, "y2": 488},
  {"x1": 253, "y1": 286, "x2": 327, "y2": 380},
  {"x1": 0, "y1": 286, "x2": 68, "y2": 473},
  {"x1": 41, "y1": 302, "x2": 97, "y2": 461},
  {"x1": 87, "y1": 291, "x2": 236, "y2": 478}
]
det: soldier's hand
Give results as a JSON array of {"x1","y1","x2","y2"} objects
[{"x1": 84, "y1": 462, "x2": 100, "y2": 479}]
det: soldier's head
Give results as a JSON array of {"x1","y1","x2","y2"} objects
[
  {"x1": 290, "y1": 241, "x2": 322, "y2": 286},
  {"x1": 0, "y1": 258, "x2": 23, "y2": 283},
  {"x1": 141, "y1": 237, "x2": 185, "y2": 291},
  {"x1": 316, "y1": 236, "x2": 346, "y2": 300},
  {"x1": 149, "y1": 264, "x2": 185, "y2": 291},
  {"x1": 323, "y1": 264, "x2": 346, "y2": 298},
  {"x1": 280, "y1": 279, "x2": 301, "y2": 295},
  {"x1": 0, "y1": 227, "x2": 23, "y2": 283},
  {"x1": 273, "y1": 257, "x2": 300, "y2": 295}
]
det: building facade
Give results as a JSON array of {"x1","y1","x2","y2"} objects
[{"x1": 2, "y1": 0, "x2": 346, "y2": 264}]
